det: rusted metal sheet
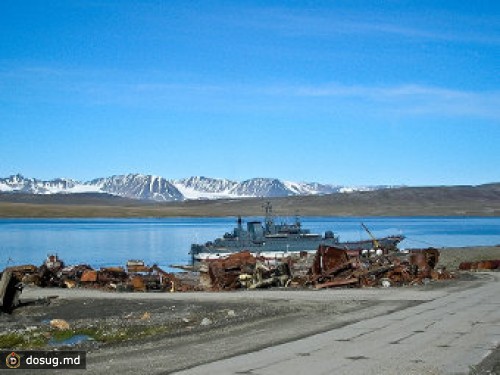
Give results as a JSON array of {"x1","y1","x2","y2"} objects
[
  {"x1": 97, "y1": 267, "x2": 128, "y2": 284},
  {"x1": 100, "y1": 267, "x2": 126, "y2": 274},
  {"x1": 130, "y1": 275, "x2": 146, "y2": 292},
  {"x1": 312, "y1": 245, "x2": 350, "y2": 277},
  {"x1": 127, "y1": 265, "x2": 150, "y2": 273},
  {"x1": 458, "y1": 259, "x2": 500, "y2": 271},
  {"x1": 207, "y1": 251, "x2": 258, "y2": 290},
  {"x1": 310, "y1": 246, "x2": 358, "y2": 287},
  {"x1": 60, "y1": 264, "x2": 93, "y2": 282},
  {"x1": 80, "y1": 270, "x2": 98, "y2": 283},
  {"x1": 315, "y1": 277, "x2": 359, "y2": 289},
  {"x1": 459, "y1": 262, "x2": 472, "y2": 270},
  {"x1": 127, "y1": 260, "x2": 150, "y2": 273},
  {"x1": 5, "y1": 265, "x2": 38, "y2": 274},
  {"x1": 409, "y1": 248, "x2": 440, "y2": 278}
]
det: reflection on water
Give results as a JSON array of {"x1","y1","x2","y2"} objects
[{"x1": 1, "y1": 217, "x2": 499, "y2": 271}]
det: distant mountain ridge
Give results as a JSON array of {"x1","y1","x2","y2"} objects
[{"x1": 0, "y1": 174, "x2": 396, "y2": 202}]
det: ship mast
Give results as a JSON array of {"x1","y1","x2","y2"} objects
[
  {"x1": 295, "y1": 210, "x2": 301, "y2": 228},
  {"x1": 263, "y1": 201, "x2": 274, "y2": 233}
]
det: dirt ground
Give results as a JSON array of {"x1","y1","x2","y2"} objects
[{"x1": 1, "y1": 246, "x2": 499, "y2": 374}]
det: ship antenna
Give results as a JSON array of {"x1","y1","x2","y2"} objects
[
  {"x1": 264, "y1": 201, "x2": 272, "y2": 215},
  {"x1": 263, "y1": 201, "x2": 274, "y2": 232},
  {"x1": 295, "y1": 210, "x2": 301, "y2": 228}
]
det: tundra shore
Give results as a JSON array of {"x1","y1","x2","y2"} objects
[{"x1": 2, "y1": 246, "x2": 500, "y2": 374}]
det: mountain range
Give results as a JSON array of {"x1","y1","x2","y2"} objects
[{"x1": 0, "y1": 174, "x2": 396, "y2": 202}]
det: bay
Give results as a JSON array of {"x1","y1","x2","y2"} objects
[{"x1": 1, "y1": 217, "x2": 499, "y2": 271}]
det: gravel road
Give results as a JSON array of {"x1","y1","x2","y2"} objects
[{"x1": 175, "y1": 272, "x2": 500, "y2": 375}]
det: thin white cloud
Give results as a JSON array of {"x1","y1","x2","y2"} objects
[
  {"x1": 213, "y1": 7, "x2": 500, "y2": 45},
  {"x1": 268, "y1": 83, "x2": 500, "y2": 119},
  {"x1": 81, "y1": 81, "x2": 500, "y2": 120},
  {"x1": 281, "y1": 83, "x2": 474, "y2": 99},
  {"x1": 1, "y1": 64, "x2": 498, "y2": 120}
]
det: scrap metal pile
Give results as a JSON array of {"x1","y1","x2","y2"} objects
[
  {"x1": 310, "y1": 245, "x2": 452, "y2": 289},
  {"x1": 202, "y1": 246, "x2": 453, "y2": 291},
  {"x1": 202, "y1": 251, "x2": 291, "y2": 291},
  {"x1": 3, "y1": 256, "x2": 194, "y2": 293},
  {"x1": 1, "y1": 245, "x2": 454, "y2": 307}
]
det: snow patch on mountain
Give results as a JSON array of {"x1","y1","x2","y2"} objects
[
  {"x1": 283, "y1": 181, "x2": 342, "y2": 195},
  {"x1": 172, "y1": 176, "x2": 237, "y2": 200}
]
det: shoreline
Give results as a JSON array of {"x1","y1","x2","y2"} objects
[
  {"x1": 2, "y1": 210, "x2": 500, "y2": 219},
  {"x1": 1, "y1": 213, "x2": 500, "y2": 219}
]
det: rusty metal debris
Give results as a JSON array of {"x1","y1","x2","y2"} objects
[
  {"x1": 207, "y1": 251, "x2": 257, "y2": 290},
  {"x1": 202, "y1": 251, "x2": 292, "y2": 291},
  {"x1": 459, "y1": 260, "x2": 500, "y2": 271},
  {"x1": 2, "y1": 246, "x2": 455, "y2": 299},
  {"x1": 0, "y1": 255, "x2": 195, "y2": 294},
  {"x1": 311, "y1": 245, "x2": 357, "y2": 287},
  {"x1": 199, "y1": 246, "x2": 453, "y2": 290}
]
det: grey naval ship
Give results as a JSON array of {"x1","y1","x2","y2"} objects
[{"x1": 190, "y1": 203, "x2": 405, "y2": 262}]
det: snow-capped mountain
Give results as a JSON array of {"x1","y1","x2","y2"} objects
[
  {"x1": 0, "y1": 174, "x2": 391, "y2": 202},
  {"x1": 90, "y1": 174, "x2": 183, "y2": 201},
  {"x1": 0, "y1": 174, "x2": 95, "y2": 194},
  {"x1": 229, "y1": 178, "x2": 292, "y2": 197}
]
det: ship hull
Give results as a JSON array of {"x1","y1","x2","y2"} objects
[{"x1": 191, "y1": 235, "x2": 404, "y2": 262}]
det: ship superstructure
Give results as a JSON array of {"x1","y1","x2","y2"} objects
[{"x1": 190, "y1": 203, "x2": 404, "y2": 262}]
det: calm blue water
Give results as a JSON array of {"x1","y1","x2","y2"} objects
[{"x1": 1, "y1": 217, "x2": 499, "y2": 271}]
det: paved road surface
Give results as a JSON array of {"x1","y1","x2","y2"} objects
[{"x1": 176, "y1": 273, "x2": 500, "y2": 375}]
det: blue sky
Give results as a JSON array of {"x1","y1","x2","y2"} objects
[{"x1": 1, "y1": 1, "x2": 499, "y2": 186}]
